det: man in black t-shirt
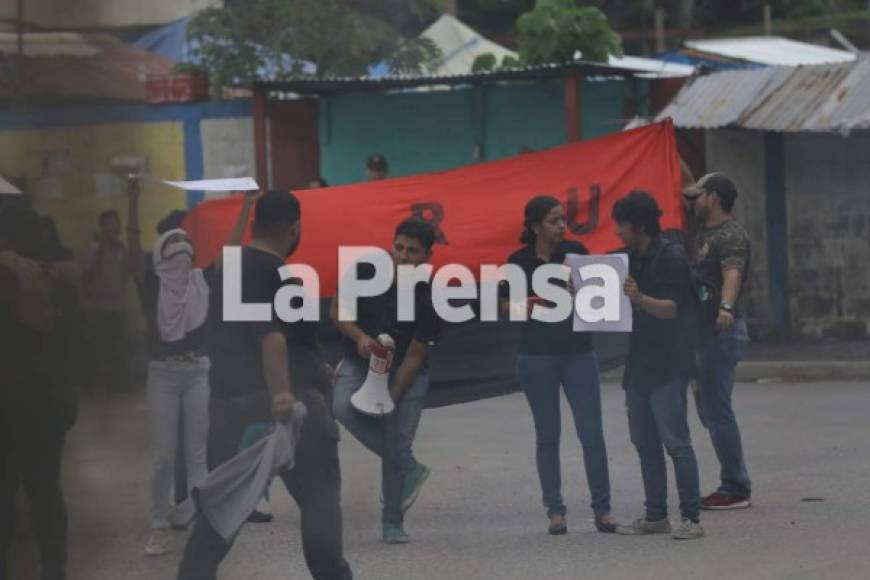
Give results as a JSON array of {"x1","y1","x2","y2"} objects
[
  {"x1": 330, "y1": 218, "x2": 441, "y2": 545},
  {"x1": 611, "y1": 191, "x2": 705, "y2": 541},
  {"x1": 177, "y1": 191, "x2": 353, "y2": 580}
]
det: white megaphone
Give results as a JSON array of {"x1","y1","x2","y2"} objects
[{"x1": 350, "y1": 334, "x2": 396, "y2": 417}]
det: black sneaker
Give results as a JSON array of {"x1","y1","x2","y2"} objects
[{"x1": 247, "y1": 510, "x2": 275, "y2": 523}]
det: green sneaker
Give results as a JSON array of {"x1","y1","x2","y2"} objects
[
  {"x1": 401, "y1": 463, "x2": 432, "y2": 512},
  {"x1": 382, "y1": 523, "x2": 411, "y2": 544}
]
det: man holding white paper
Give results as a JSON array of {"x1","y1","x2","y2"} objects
[{"x1": 611, "y1": 191, "x2": 704, "y2": 541}]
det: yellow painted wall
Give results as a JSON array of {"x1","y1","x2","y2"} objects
[
  {"x1": 0, "y1": 121, "x2": 188, "y2": 254},
  {"x1": 0, "y1": 121, "x2": 189, "y2": 338}
]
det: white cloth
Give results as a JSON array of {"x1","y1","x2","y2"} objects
[
  {"x1": 153, "y1": 228, "x2": 209, "y2": 343},
  {"x1": 181, "y1": 404, "x2": 306, "y2": 542}
]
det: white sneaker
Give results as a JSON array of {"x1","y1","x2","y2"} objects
[
  {"x1": 673, "y1": 518, "x2": 706, "y2": 540},
  {"x1": 145, "y1": 529, "x2": 170, "y2": 556},
  {"x1": 169, "y1": 499, "x2": 196, "y2": 531}
]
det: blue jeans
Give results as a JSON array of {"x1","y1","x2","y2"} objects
[
  {"x1": 332, "y1": 356, "x2": 429, "y2": 525},
  {"x1": 517, "y1": 352, "x2": 611, "y2": 518},
  {"x1": 626, "y1": 376, "x2": 701, "y2": 522},
  {"x1": 695, "y1": 319, "x2": 752, "y2": 497}
]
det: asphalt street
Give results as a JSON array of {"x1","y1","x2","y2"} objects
[{"x1": 11, "y1": 380, "x2": 870, "y2": 580}]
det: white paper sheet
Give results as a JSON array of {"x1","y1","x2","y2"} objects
[
  {"x1": 163, "y1": 177, "x2": 259, "y2": 192},
  {"x1": 0, "y1": 175, "x2": 22, "y2": 195},
  {"x1": 566, "y1": 253, "x2": 633, "y2": 333}
]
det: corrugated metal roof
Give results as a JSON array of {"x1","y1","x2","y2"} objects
[
  {"x1": 656, "y1": 58, "x2": 870, "y2": 134},
  {"x1": 656, "y1": 67, "x2": 778, "y2": 129},
  {"x1": 0, "y1": 34, "x2": 174, "y2": 102},
  {"x1": 685, "y1": 36, "x2": 856, "y2": 67},
  {"x1": 255, "y1": 60, "x2": 647, "y2": 95},
  {"x1": 0, "y1": 32, "x2": 101, "y2": 57},
  {"x1": 823, "y1": 58, "x2": 870, "y2": 133}
]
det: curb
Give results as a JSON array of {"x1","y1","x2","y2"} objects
[{"x1": 601, "y1": 361, "x2": 870, "y2": 383}]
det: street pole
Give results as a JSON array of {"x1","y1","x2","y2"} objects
[{"x1": 17, "y1": 0, "x2": 24, "y2": 95}]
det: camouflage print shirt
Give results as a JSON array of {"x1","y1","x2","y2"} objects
[{"x1": 692, "y1": 218, "x2": 750, "y2": 315}]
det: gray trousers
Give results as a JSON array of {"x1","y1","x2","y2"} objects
[{"x1": 147, "y1": 357, "x2": 211, "y2": 529}]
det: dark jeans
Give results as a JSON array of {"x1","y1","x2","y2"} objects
[
  {"x1": 332, "y1": 357, "x2": 429, "y2": 527},
  {"x1": 177, "y1": 389, "x2": 352, "y2": 580},
  {"x1": 626, "y1": 376, "x2": 701, "y2": 522},
  {"x1": 696, "y1": 319, "x2": 752, "y2": 497},
  {"x1": 81, "y1": 310, "x2": 128, "y2": 394},
  {"x1": 0, "y1": 404, "x2": 68, "y2": 580},
  {"x1": 517, "y1": 351, "x2": 611, "y2": 518}
]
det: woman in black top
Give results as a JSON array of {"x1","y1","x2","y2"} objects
[
  {"x1": 502, "y1": 196, "x2": 616, "y2": 535},
  {"x1": 127, "y1": 180, "x2": 255, "y2": 556}
]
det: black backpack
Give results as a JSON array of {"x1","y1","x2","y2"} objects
[{"x1": 649, "y1": 239, "x2": 719, "y2": 349}]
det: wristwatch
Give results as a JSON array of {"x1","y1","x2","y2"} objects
[{"x1": 720, "y1": 303, "x2": 734, "y2": 313}]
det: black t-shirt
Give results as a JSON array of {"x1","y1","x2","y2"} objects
[
  {"x1": 502, "y1": 241, "x2": 593, "y2": 356},
  {"x1": 208, "y1": 246, "x2": 330, "y2": 400},
  {"x1": 137, "y1": 258, "x2": 213, "y2": 358},
  {"x1": 340, "y1": 262, "x2": 442, "y2": 367},
  {"x1": 624, "y1": 236, "x2": 694, "y2": 394}
]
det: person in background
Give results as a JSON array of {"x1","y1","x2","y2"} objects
[
  {"x1": 365, "y1": 153, "x2": 388, "y2": 181},
  {"x1": 612, "y1": 191, "x2": 704, "y2": 541},
  {"x1": 1, "y1": 205, "x2": 77, "y2": 580},
  {"x1": 79, "y1": 209, "x2": 130, "y2": 395},
  {"x1": 499, "y1": 196, "x2": 617, "y2": 536},
  {"x1": 685, "y1": 173, "x2": 753, "y2": 511},
  {"x1": 126, "y1": 181, "x2": 258, "y2": 556}
]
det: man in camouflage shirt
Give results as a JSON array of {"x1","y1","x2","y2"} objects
[{"x1": 684, "y1": 173, "x2": 753, "y2": 511}]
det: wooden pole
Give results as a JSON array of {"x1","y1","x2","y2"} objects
[
  {"x1": 655, "y1": 6, "x2": 666, "y2": 54},
  {"x1": 253, "y1": 87, "x2": 269, "y2": 189},
  {"x1": 563, "y1": 71, "x2": 583, "y2": 143}
]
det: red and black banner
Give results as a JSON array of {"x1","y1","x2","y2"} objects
[{"x1": 184, "y1": 121, "x2": 683, "y2": 404}]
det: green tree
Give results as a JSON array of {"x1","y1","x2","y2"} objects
[
  {"x1": 188, "y1": 0, "x2": 444, "y2": 89},
  {"x1": 516, "y1": 0, "x2": 623, "y2": 64}
]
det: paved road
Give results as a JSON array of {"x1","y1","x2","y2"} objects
[{"x1": 12, "y1": 381, "x2": 870, "y2": 579}]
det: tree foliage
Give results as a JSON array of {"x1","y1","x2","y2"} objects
[
  {"x1": 517, "y1": 0, "x2": 623, "y2": 63},
  {"x1": 188, "y1": 0, "x2": 444, "y2": 88}
]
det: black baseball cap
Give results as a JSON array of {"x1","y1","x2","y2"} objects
[{"x1": 684, "y1": 172, "x2": 738, "y2": 205}]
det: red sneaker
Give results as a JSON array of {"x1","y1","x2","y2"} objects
[{"x1": 701, "y1": 492, "x2": 751, "y2": 510}]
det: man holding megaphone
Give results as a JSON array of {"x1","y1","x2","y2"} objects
[{"x1": 330, "y1": 218, "x2": 441, "y2": 545}]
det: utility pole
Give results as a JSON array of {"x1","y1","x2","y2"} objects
[
  {"x1": 763, "y1": 3, "x2": 772, "y2": 36},
  {"x1": 654, "y1": 6, "x2": 666, "y2": 54},
  {"x1": 17, "y1": 0, "x2": 24, "y2": 95}
]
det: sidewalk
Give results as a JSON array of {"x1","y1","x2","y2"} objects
[{"x1": 604, "y1": 339, "x2": 870, "y2": 383}]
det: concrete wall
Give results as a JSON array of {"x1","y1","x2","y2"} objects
[
  {"x1": 319, "y1": 77, "x2": 649, "y2": 185},
  {"x1": 705, "y1": 130, "x2": 770, "y2": 328},
  {"x1": 200, "y1": 116, "x2": 255, "y2": 199},
  {"x1": 785, "y1": 132, "x2": 870, "y2": 338},
  {"x1": 705, "y1": 129, "x2": 870, "y2": 338}
]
